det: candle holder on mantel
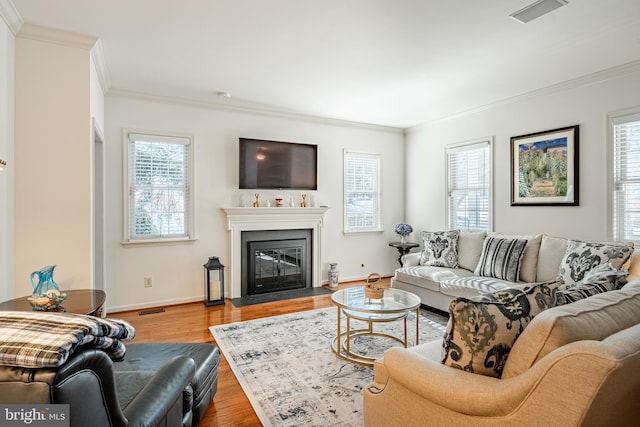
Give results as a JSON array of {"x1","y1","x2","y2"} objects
[{"x1": 204, "y1": 256, "x2": 225, "y2": 306}]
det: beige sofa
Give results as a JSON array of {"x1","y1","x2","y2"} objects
[
  {"x1": 393, "y1": 231, "x2": 635, "y2": 312},
  {"x1": 363, "y1": 280, "x2": 640, "y2": 426}
]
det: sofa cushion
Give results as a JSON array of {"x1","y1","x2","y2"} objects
[
  {"x1": 536, "y1": 235, "x2": 568, "y2": 282},
  {"x1": 420, "y1": 230, "x2": 460, "y2": 267},
  {"x1": 441, "y1": 280, "x2": 560, "y2": 378},
  {"x1": 557, "y1": 240, "x2": 634, "y2": 286},
  {"x1": 394, "y1": 266, "x2": 472, "y2": 292},
  {"x1": 502, "y1": 285, "x2": 640, "y2": 379},
  {"x1": 457, "y1": 230, "x2": 487, "y2": 271},
  {"x1": 474, "y1": 236, "x2": 528, "y2": 282},
  {"x1": 439, "y1": 276, "x2": 511, "y2": 299}
]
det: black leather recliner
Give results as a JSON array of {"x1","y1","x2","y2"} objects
[{"x1": 0, "y1": 342, "x2": 220, "y2": 427}]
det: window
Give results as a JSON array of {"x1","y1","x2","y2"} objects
[
  {"x1": 446, "y1": 138, "x2": 492, "y2": 231},
  {"x1": 610, "y1": 111, "x2": 640, "y2": 243},
  {"x1": 344, "y1": 151, "x2": 381, "y2": 233},
  {"x1": 123, "y1": 130, "x2": 194, "y2": 243}
]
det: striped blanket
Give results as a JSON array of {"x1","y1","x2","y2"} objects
[{"x1": 0, "y1": 311, "x2": 135, "y2": 368}]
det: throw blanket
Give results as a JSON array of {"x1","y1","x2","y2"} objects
[{"x1": 0, "y1": 311, "x2": 136, "y2": 368}]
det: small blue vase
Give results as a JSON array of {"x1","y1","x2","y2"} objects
[{"x1": 29, "y1": 265, "x2": 65, "y2": 310}]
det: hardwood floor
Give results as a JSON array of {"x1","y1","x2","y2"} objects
[{"x1": 108, "y1": 279, "x2": 390, "y2": 427}]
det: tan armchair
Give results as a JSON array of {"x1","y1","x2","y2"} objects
[{"x1": 364, "y1": 283, "x2": 640, "y2": 427}]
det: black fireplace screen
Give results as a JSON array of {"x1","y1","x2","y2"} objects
[
  {"x1": 251, "y1": 245, "x2": 303, "y2": 294},
  {"x1": 242, "y1": 230, "x2": 312, "y2": 296}
]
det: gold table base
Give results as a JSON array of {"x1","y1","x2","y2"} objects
[{"x1": 331, "y1": 306, "x2": 419, "y2": 366}]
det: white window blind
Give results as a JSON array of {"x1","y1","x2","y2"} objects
[
  {"x1": 124, "y1": 131, "x2": 193, "y2": 242},
  {"x1": 612, "y1": 113, "x2": 640, "y2": 243},
  {"x1": 446, "y1": 139, "x2": 492, "y2": 231},
  {"x1": 344, "y1": 151, "x2": 381, "y2": 232}
]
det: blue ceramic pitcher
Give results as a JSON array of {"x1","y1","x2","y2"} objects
[{"x1": 30, "y1": 264, "x2": 60, "y2": 298}]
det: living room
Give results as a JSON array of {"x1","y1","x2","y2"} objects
[
  {"x1": 1, "y1": 0, "x2": 639, "y2": 311},
  {"x1": 1, "y1": 1, "x2": 640, "y2": 425}
]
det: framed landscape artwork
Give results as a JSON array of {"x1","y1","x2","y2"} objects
[{"x1": 511, "y1": 125, "x2": 579, "y2": 206}]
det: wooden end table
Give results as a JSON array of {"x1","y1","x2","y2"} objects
[
  {"x1": 388, "y1": 242, "x2": 420, "y2": 267},
  {"x1": 0, "y1": 289, "x2": 106, "y2": 317}
]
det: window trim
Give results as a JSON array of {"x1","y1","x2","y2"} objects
[
  {"x1": 445, "y1": 137, "x2": 493, "y2": 232},
  {"x1": 121, "y1": 128, "x2": 196, "y2": 246},
  {"x1": 343, "y1": 150, "x2": 383, "y2": 234},
  {"x1": 607, "y1": 107, "x2": 640, "y2": 243}
]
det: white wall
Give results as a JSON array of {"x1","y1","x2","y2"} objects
[
  {"x1": 0, "y1": 16, "x2": 14, "y2": 301},
  {"x1": 406, "y1": 68, "x2": 640, "y2": 241},
  {"x1": 104, "y1": 95, "x2": 405, "y2": 311},
  {"x1": 14, "y1": 35, "x2": 92, "y2": 296}
]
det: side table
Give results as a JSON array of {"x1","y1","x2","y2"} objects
[
  {"x1": 0, "y1": 289, "x2": 106, "y2": 317},
  {"x1": 388, "y1": 242, "x2": 420, "y2": 267}
]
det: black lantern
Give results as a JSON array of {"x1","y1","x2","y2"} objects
[{"x1": 203, "y1": 256, "x2": 225, "y2": 306}]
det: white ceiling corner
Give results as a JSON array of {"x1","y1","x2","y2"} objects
[
  {"x1": 8, "y1": 0, "x2": 640, "y2": 129},
  {"x1": 0, "y1": 0, "x2": 23, "y2": 35},
  {"x1": 90, "y1": 39, "x2": 111, "y2": 95},
  {"x1": 17, "y1": 23, "x2": 97, "y2": 50}
]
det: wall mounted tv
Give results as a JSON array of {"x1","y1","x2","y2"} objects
[{"x1": 239, "y1": 138, "x2": 318, "y2": 190}]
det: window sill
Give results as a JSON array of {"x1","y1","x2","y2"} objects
[
  {"x1": 343, "y1": 228, "x2": 384, "y2": 234},
  {"x1": 121, "y1": 237, "x2": 197, "y2": 248}
]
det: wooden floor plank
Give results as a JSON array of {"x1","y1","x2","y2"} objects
[{"x1": 108, "y1": 280, "x2": 389, "y2": 426}]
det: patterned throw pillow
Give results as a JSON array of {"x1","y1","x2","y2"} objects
[
  {"x1": 441, "y1": 280, "x2": 561, "y2": 378},
  {"x1": 557, "y1": 240, "x2": 634, "y2": 286},
  {"x1": 419, "y1": 230, "x2": 460, "y2": 268},
  {"x1": 556, "y1": 263, "x2": 629, "y2": 305},
  {"x1": 474, "y1": 236, "x2": 528, "y2": 282}
]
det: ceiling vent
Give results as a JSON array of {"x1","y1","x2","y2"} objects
[{"x1": 510, "y1": 0, "x2": 568, "y2": 23}]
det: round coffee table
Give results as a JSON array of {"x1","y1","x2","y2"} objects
[
  {"x1": 331, "y1": 286, "x2": 421, "y2": 366},
  {"x1": 0, "y1": 289, "x2": 106, "y2": 317}
]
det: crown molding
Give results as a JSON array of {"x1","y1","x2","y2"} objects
[
  {"x1": 17, "y1": 23, "x2": 97, "y2": 50},
  {"x1": 412, "y1": 59, "x2": 640, "y2": 130},
  {"x1": 0, "y1": 0, "x2": 23, "y2": 35},
  {"x1": 108, "y1": 88, "x2": 404, "y2": 135},
  {"x1": 90, "y1": 39, "x2": 110, "y2": 95}
]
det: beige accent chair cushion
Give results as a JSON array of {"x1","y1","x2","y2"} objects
[{"x1": 503, "y1": 282, "x2": 640, "y2": 378}]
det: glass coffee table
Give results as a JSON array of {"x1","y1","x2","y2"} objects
[{"x1": 331, "y1": 286, "x2": 421, "y2": 366}]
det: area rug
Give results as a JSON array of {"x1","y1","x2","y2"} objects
[{"x1": 209, "y1": 307, "x2": 447, "y2": 427}]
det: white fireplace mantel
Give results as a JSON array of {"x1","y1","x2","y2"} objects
[{"x1": 222, "y1": 207, "x2": 329, "y2": 298}]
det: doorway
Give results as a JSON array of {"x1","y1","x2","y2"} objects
[{"x1": 93, "y1": 119, "x2": 105, "y2": 294}]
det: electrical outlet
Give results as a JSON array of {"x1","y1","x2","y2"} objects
[{"x1": 144, "y1": 276, "x2": 152, "y2": 287}]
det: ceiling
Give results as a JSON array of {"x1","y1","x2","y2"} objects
[{"x1": 10, "y1": 0, "x2": 640, "y2": 128}]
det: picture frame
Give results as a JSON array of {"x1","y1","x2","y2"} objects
[{"x1": 510, "y1": 125, "x2": 579, "y2": 206}]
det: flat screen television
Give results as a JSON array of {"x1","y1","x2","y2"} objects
[{"x1": 239, "y1": 138, "x2": 318, "y2": 190}]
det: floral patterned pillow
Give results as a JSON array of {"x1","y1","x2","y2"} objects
[
  {"x1": 557, "y1": 240, "x2": 634, "y2": 286},
  {"x1": 441, "y1": 280, "x2": 561, "y2": 378},
  {"x1": 556, "y1": 263, "x2": 629, "y2": 305},
  {"x1": 419, "y1": 230, "x2": 460, "y2": 268}
]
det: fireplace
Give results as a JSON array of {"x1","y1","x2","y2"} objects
[
  {"x1": 241, "y1": 230, "x2": 312, "y2": 296},
  {"x1": 223, "y1": 207, "x2": 329, "y2": 298}
]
